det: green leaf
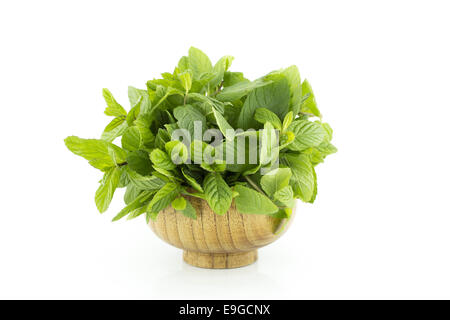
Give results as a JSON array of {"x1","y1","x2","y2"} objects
[
  {"x1": 112, "y1": 190, "x2": 155, "y2": 221},
  {"x1": 301, "y1": 80, "x2": 321, "y2": 117},
  {"x1": 209, "y1": 55, "x2": 234, "y2": 88},
  {"x1": 95, "y1": 166, "x2": 121, "y2": 213},
  {"x1": 260, "y1": 168, "x2": 292, "y2": 197},
  {"x1": 178, "y1": 70, "x2": 193, "y2": 92},
  {"x1": 237, "y1": 75, "x2": 289, "y2": 130},
  {"x1": 150, "y1": 148, "x2": 176, "y2": 171},
  {"x1": 254, "y1": 108, "x2": 282, "y2": 130},
  {"x1": 203, "y1": 173, "x2": 232, "y2": 215},
  {"x1": 234, "y1": 185, "x2": 278, "y2": 215},
  {"x1": 124, "y1": 184, "x2": 141, "y2": 205},
  {"x1": 216, "y1": 78, "x2": 271, "y2": 102},
  {"x1": 287, "y1": 120, "x2": 326, "y2": 151},
  {"x1": 102, "y1": 88, "x2": 127, "y2": 117},
  {"x1": 273, "y1": 185, "x2": 295, "y2": 207},
  {"x1": 64, "y1": 136, "x2": 126, "y2": 170},
  {"x1": 281, "y1": 66, "x2": 302, "y2": 116},
  {"x1": 147, "y1": 182, "x2": 180, "y2": 213},
  {"x1": 281, "y1": 153, "x2": 315, "y2": 202},
  {"x1": 121, "y1": 126, "x2": 143, "y2": 151},
  {"x1": 101, "y1": 117, "x2": 128, "y2": 142},
  {"x1": 211, "y1": 106, "x2": 234, "y2": 140},
  {"x1": 127, "y1": 150, "x2": 152, "y2": 176},
  {"x1": 171, "y1": 197, "x2": 186, "y2": 210},
  {"x1": 180, "y1": 199, "x2": 197, "y2": 219},
  {"x1": 127, "y1": 170, "x2": 166, "y2": 190},
  {"x1": 259, "y1": 122, "x2": 278, "y2": 166},
  {"x1": 181, "y1": 168, "x2": 204, "y2": 192},
  {"x1": 188, "y1": 47, "x2": 212, "y2": 79},
  {"x1": 282, "y1": 111, "x2": 293, "y2": 132},
  {"x1": 173, "y1": 104, "x2": 206, "y2": 138}
]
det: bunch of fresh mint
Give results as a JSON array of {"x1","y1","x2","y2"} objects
[{"x1": 65, "y1": 47, "x2": 336, "y2": 222}]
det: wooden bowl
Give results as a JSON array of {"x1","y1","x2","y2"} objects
[{"x1": 148, "y1": 195, "x2": 294, "y2": 269}]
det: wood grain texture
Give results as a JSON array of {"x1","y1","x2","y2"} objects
[{"x1": 148, "y1": 196, "x2": 295, "y2": 269}]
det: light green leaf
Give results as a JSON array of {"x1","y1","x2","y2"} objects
[
  {"x1": 282, "y1": 111, "x2": 293, "y2": 132},
  {"x1": 254, "y1": 108, "x2": 282, "y2": 130},
  {"x1": 102, "y1": 88, "x2": 127, "y2": 117},
  {"x1": 126, "y1": 150, "x2": 152, "y2": 176},
  {"x1": 147, "y1": 182, "x2": 180, "y2": 213},
  {"x1": 180, "y1": 199, "x2": 197, "y2": 219},
  {"x1": 211, "y1": 106, "x2": 234, "y2": 140},
  {"x1": 171, "y1": 197, "x2": 186, "y2": 211},
  {"x1": 165, "y1": 140, "x2": 189, "y2": 164},
  {"x1": 301, "y1": 80, "x2": 321, "y2": 117},
  {"x1": 121, "y1": 126, "x2": 143, "y2": 151},
  {"x1": 173, "y1": 104, "x2": 206, "y2": 138},
  {"x1": 209, "y1": 55, "x2": 234, "y2": 88},
  {"x1": 260, "y1": 168, "x2": 292, "y2": 197},
  {"x1": 181, "y1": 168, "x2": 204, "y2": 192},
  {"x1": 95, "y1": 166, "x2": 121, "y2": 213},
  {"x1": 178, "y1": 70, "x2": 192, "y2": 92},
  {"x1": 124, "y1": 184, "x2": 141, "y2": 205},
  {"x1": 234, "y1": 185, "x2": 278, "y2": 215},
  {"x1": 188, "y1": 47, "x2": 212, "y2": 78},
  {"x1": 287, "y1": 120, "x2": 326, "y2": 151},
  {"x1": 260, "y1": 122, "x2": 278, "y2": 166},
  {"x1": 281, "y1": 153, "x2": 315, "y2": 202},
  {"x1": 281, "y1": 66, "x2": 302, "y2": 116},
  {"x1": 101, "y1": 117, "x2": 128, "y2": 142},
  {"x1": 64, "y1": 136, "x2": 126, "y2": 170},
  {"x1": 203, "y1": 173, "x2": 232, "y2": 215},
  {"x1": 216, "y1": 78, "x2": 271, "y2": 102},
  {"x1": 112, "y1": 190, "x2": 155, "y2": 221},
  {"x1": 150, "y1": 148, "x2": 176, "y2": 171},
  {"x1": 237, "y1": 75, "x2": 289, "y2": 130},
  {"x1": 273, "y1": 185, "x2": 295, "y2": 207},
  {"x1": 127, "y1": 170, "x2": 166, "y2": 190}
]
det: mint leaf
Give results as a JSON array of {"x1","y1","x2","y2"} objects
[
  {"x1": 101, "y1": 117, "x2": 128, "y2": 142},
  {"x1": 281, "y1": 153, "x2": 315, "y2": 202},
  {"x1": 147, "y1": 182, "x2": 180, "y2": 213},
  {"x1": 180, "y1": 199, "x2": 197, "y2": 219},
  {"x1": 150, "y1": 148, "x2": 176, "y2": 171},
  {"x1": 287, "y1": 120, "x2": 326, "y2": 151},
  {"x1": 102, "y1": 88, "x2": 127, "y2": 117},
  {"x1": 121, "y1": 126, "x2": 143, "y2": 151},
  {"x1": 127, "y1": 150, "x2": 152, "y2": 176},
  {"x1": 181, "y1": 168, "x2": 204, "y2": 193},
  {"x1": 281, "y1": 66, "x2": 302, "y2": 116},
  {"x1": 173, "y1": 104, "x2": 206, "y2": 138},
  {"x1": 209, "y1": 55, "x2": 234, "y2": 88},
  {"x1": 211, "y1": 106, "x2": 234, "y2": 140},
  {"x1": 254, "y1": 108, "x2": 282, "y2": 130},
  {"x1": 273, "y1": 185, "x2": 295, "y2": 207},
  {"x1": 234, "y1": 185, "x2": 278, "y2": 215},
  {"x1": 171, "y1": 197, "x2": 186, "y2": 210},
  {"x1": 113, "y1": 190, "x2": 155, "y2": 221},
  {"x1": 216, "y1": 78, "x2": 271, "y2": 102},
  {"x1": 237, "y1": 75, "x2": 289, "y2": 130},
  {"x1": 64, "y1": 136, "x2": 126, "y2": 170},
  {"x1": 188, "y1": 47, "x2": 212, "y2": 78},
  {"x1": 95, "y1": 167, "x2": 121, "y2": 213},
  {"x1": 127, "y1": 170, "x2": 166, "y2": 190},
  {"x1": 203, "y1": 173, "x2": 232, "y2": 215},
  {"x1": 301, "y1": 80, "x2": 321, "y2": 117},
  {"x1": 260, "y1": 168, "x2": 292, "y2": 197}
]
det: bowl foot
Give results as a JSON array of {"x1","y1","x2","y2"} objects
[{"x1": 183, "y1": 250, "x2": 257, "y2": 269}]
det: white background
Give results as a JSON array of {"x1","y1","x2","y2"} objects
[{"x1": 1, "y1": 0, "x2": 449, "y2": 299}]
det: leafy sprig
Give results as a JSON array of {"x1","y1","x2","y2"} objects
[{"x1": 64, "y1": 47, "x2": 336, "y2": 222}]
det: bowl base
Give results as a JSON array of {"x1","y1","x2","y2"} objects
[{"x1": 183, "y1": 250, "x2": 257, "y2": 269}]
